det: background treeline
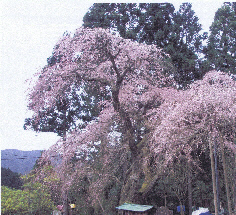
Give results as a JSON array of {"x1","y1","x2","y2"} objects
[
  {"x1": 83, "y1": 3, "x2": 236, "y2": 86},
  {"x1": 1, "y1": 167, "x2": 23, "y2": 189}
]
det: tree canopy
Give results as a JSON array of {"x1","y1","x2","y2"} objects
[
  {"x1": 28, "y1": 27, "x2": 174, "y2": 157},
  {"x1": 27, "y1": 26, "x2": 236, "y2": 214}
]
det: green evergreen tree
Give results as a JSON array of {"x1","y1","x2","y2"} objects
[
  {"x1": 83, "y1": 3, "x2": 140, "y2": 40},
  {"x1": 170, "y1": 3, "x2": 208, "y2": 85},
  {"x1": 136, "y1": 3, "x2": 175, "y2": 47},
  {"x1": 24, "y1": 57, "x2": 107, "y2": 137},
  {"x1": 83, "y1": 3, "x2": 208, "y2": 87},
  {"x1": 207, "y1": 3, "x2": 236, "y2": 74}
]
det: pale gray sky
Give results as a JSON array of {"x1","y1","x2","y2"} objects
[{"x1": 0, "y1": 0, "x2": 224, "y2": 151}]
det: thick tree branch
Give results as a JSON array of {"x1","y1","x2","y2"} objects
[
  {"x1": 71, "y1": 69, "x2": 111, "y2": 86},
  {"x1": 107, "y1": 51, "x2": 139, "y2": 158}
]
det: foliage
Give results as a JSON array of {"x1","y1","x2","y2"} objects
[
  {"x1": 145, "y1": 71, "x2": 236, "y2": 213},
  {"x1": 206, "y1": 3, "x2": 236, "y2": 74},
  {"x1": 23, "y1": 163, "x2": 62, "y2": 205},
  {"x1": 148, "y1": 71, "x2": 236, "y2": 165},
  {"x1": 1, "y1": 184, "x2": 55, "y2": 215},
  {"x1": 1, "y1": 186, "x2": 28, "y2": 215},
  {"x1": 1, "y1": 167, "x2": 23, "y2": 189},
  {"x1": 83, "y1": 3, "x2": 140, "y2": 40},
  {"x1": 83, "y1": 3, "x2": 208, "y2": 87},
  {"x1": 24, "y1": 68, "x2": 102, "y2": 137},
  {"x1": 171, "y1": 3, "x2": 207, "y2": 85},
  {"x1": 146, "y1": 157, "x2": 189, "y2": 210}
]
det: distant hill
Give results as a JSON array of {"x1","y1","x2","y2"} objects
[{"x1": 1, "y1": 149, "x2": 42, "y2": 175}]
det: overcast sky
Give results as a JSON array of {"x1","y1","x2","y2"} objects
[{"x1": 0, "y1": 0, "x2": 224, "y2": 151}]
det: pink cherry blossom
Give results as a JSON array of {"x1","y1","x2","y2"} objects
[{"x1": 27, "y1": 27, "x2": 236, "y2": 209}]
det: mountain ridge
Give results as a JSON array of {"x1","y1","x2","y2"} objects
[{"x1": 1, "y1": 149, "x2": 42, "y2": 175}]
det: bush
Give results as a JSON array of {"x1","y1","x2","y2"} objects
[{"x1": 1, "y1": 184, "x2": 55, "y2": 215}]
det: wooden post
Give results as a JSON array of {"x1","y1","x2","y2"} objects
[
  {"x1": 209, "y1": 136, "x2": 218, "y2": 215},
  {"x1": 220, "y1": 143, "x2": 232, "y2": 215},
  {"x1": 188, "y1": 162, "x2": 192, "y2": 215}
]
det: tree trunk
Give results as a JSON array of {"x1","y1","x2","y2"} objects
[
  {"x1": 62, "y1": 105, "x2": 69, "y2": 215},
  {"x1": 221, "y1": 144, "x2": 232, "y2": 215},
  {"x1": 209, "y1": 137, "x2": 219, "y2": 215},
  {"x1": 165, "y1": 195, "x2": 167, "y2": 207},
  {"x1": 119, "y1": 158, "x2": 142, "y2": 204},
  {"x1": 63, "y1": 193, "x2": 69, "y2": 215},
  {"x1": 178, "y1": 199, "x2": 185, "y2": 215},
  {"x1": 214, "y1": 141, "x2": 220, "y2": 213},
  {"x1": 188, "y1": 163, "x2": 192, "y2": 215},
  {"x1": 234, "y1": 153, "x2": 236, "y2": 214}
]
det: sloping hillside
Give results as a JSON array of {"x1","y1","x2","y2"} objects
[{"x1": 1, "y1": 149, "x2": 42, "y2": 175}]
